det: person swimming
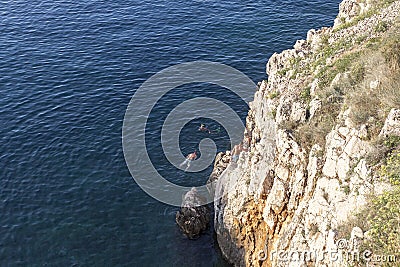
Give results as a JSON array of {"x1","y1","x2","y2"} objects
[
  {"x1": 179, "y1": 150, "x2": 197, "y2": 171},
  {"x1": 198, "y1": 124, "x2": 211, "y2": 134}
]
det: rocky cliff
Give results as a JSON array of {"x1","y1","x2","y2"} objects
[{"x1": 211, "y1": 0, "x2": 400, "y2": 266}]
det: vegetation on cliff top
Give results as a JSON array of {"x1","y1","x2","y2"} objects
[
  {"x1": 290, "y1": 29, "x2": 400, "y2": 153},
  {"x1": 324, "y1": 8, "x2": 400, "y2": 266},
  {"x1": 276, "y1": 1, "x2": 400, "y2": 263}
]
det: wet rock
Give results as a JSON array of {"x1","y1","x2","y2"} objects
[
  {"x1": 176, "y1": 187, "x2": 210, "y2": 239},
  {"x1": 207, "y1": 151, "x2": 230, "y2": 197}
]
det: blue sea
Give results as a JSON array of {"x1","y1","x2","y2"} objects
[{"x1": 0, "y1": 0, "x2": 340, "y2": 266}]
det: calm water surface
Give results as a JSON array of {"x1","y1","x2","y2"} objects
[{"x1": 0, "y1": 0, "x2": 340, "y2": 265}]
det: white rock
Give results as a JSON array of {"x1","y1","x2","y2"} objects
[
  {"x1": 337, "y1": 154, "x2": 350, "y2": 182},
  {"x1": 323, "y1": 131, "x2": 346, "y2": 178},
  {"x1": 290, "y1": 101, "x2": 307, "y2": 123},
  {"x1": 310, "y1": 98, "x2": 322, "y2": 120},
  {"x1": 334, "y1": 0, "x2": 362, "y2": 27},
  {"x1": 351, "y1": 226, "x2": 364, "y2": 240},
  {"x1": 306, "y1": 29, "x2": 316, "y2": 43},
  {"x1": 306, "y1": 144, "x2": 322, "y2": 194},
  {"x1": 310, "y1": 79, "x2": 319, "y2": 96},
  {"x1": 344, "y1": 135, "x2": 366, "y2": 158},
  {"x1": 326, "y1": 230, "x2": 337, "y2": 251},
  {"x1": 354, "y1": 159, "x2": 370, "y2": 180},
  {"x1": 380, "y1": 108, "x2": 400, "y2": 137},
  {"x1": 370, "y1": 80, "x2": 380, "y2": 89},
  {"x1": 359, "y1": 124, "x2": 368, "y2": 139},
  {"x1": 294, "y1": 39, "x2": 306, "y2": 51},
  {"x1": 267, "y1": 180, "x2": 287, "y2": 214},
  {"x1": 338, "y1": 127, "x2": 350, "y2": 137}
]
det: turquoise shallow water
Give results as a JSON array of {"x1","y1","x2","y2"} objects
[{"x1": 0, "y1": 0, "x2": 340, "y2": 265}]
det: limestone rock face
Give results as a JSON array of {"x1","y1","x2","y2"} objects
[
  {"x1": 309, "y1": 97, "x2": 322, "y2": 119},
  {"x1": 380, "y1": 108, "x2": 400, "y2": 137},
  {"x1": 334, "y1": 0, "x2": 362, "y2": 26},
  {"x1": 211, "y1": 0, "x2": 400, "y2": 266},
  {"x1": 333, "y1": 0, "x2": 372, "y2": 27},
  {"x1": 176, "y1": 187, "x2": 210, "y2": 239},
  {"x1": 208, "y1": 152, "x2": 230, "y2": 186}
]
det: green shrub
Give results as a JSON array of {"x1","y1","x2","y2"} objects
[
  {"x1": 381, "y1": 152, "x2": 400, "y2": 185},
  {"x1": 277, "y1": 68, "x2": 289, "y2": 76},
  {"x1": 364, "y1": 187, "x2": 400, "y2": 262},
  {"x1": 375, "y1": 21, "x2": 390, "y2": 32},
  {"x1": 300, "y1": 87, "x2": 311, "y2": 103},
  {"x1": 384, "y1": 136, "x2": 400, "y2": 149},
  {"x1": 334, "y1": 0, "x2": 397, "y2": 32},
  {"x1": 342, "y1": 185, "x2": 350, "y2": 195},
  {"x1": 381, "y1": 35, "x2": 400, "y2": 71},
  {"x1": 267, "y1": 91, "x2": 280, "y2": 99},
  {"x1": 337, "y1": 187, "x2": 400, "y2": 266},
  {"x1": 296, "y1": 108, "x2": 337, "y2": 151},
  {"x1": 349, "y1": 61, "x2": 365, "y2": 84},
  {"x1": 348, "y1": 88, "x2": 381, "y2": 128},
  {"x1": 366, "y1": 136, "x2": 400, "y2": 166}
]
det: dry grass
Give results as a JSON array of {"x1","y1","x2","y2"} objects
[
  {"x1": 322, "y1": 31, "x2": 400, "y2": 141},
  {"x1": 296, "y1": 105, "x2": 339, "y2": 151},
  {"x1": 345, "y1": 36, "x2": 400, "y2": 136},
  {"x1": 279, "y1": 22, "x2": 400, "y2": 153},
  {"x1": 305, "y1": 9, "x2": 400, "y2": 267}
]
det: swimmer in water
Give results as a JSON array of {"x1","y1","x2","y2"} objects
[
  {"x1": 180, "y1": 150, "x2": 197, "y2": 171},
  {"x1": 198, "y1": 124, "x2": 211, "y2": 134}
]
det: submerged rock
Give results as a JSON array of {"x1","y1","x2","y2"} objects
[{"x1": 176, "y1": 187, "x2": 210, "y2": 239}]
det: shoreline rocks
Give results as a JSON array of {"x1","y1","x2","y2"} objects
[
  {"x1": 212, "y1": 0, "x2": 400, "y2": 266},
  {"x1": 176, "y1": 187, "x2": 210, "y2": 239}
]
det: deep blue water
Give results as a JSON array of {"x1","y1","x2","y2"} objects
[{"x1": 0, "y1": 0, "x2": 341, "y2": 266}]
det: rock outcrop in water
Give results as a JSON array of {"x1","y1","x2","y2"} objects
[
  {"x1": 210, "y1": 0, "x2": 400, "y2": 266},
  {"x1": 176, "y1": 187, "x2": 210, "y2": 239}
]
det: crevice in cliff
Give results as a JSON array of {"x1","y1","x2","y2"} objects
[{"x1": 212, "y1": 1, "x2": 400, "y2": 266}]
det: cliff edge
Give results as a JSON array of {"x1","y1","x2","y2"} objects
[{"x1": 211, "y1": 0, "x2": 400, "y2": 266}]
